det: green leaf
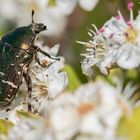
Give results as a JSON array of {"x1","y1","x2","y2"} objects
[
  {"x1": 16, "y1": 111, "x2": 37, "y2": 119},
  {"x1": 16, "y1": 111, "x2": 48, "y2": 122},
  {"x1": 64, "y1": 64, "x2": 81, "y2": 91},
  {"x1": 48, "y1": 0, "x2": 56, "y2": 6},
  {"x1": 16, "y1": 111, "x2": 43, "y2": 120},
  {"x1": 96, "y1": 68, "x2": 122, "y2": 86},
  {"x1": 117, "y1": 107, "x2": 140, "y2": 140},
  {"x1": 126, "y1": 69, "x2": 139, "y2": 81},
  {"x1": 0, "y1": 119, "x2": 14, "y2": 135}
]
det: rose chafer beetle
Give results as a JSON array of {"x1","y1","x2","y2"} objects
[{"x1": 0, "y1": 10, "x2": 58, "y2": 112}]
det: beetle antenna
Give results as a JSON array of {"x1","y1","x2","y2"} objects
[{"x1": 31, "y1": 10, "x2": 34, "y2": 23}]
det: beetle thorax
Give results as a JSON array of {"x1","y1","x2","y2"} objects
[{"x1": 1, "y1": 26, "x2": 36, "y2": 50}]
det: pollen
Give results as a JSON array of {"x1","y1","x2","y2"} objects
[
  {"x1": 21, "y1": 43, "x2": 29, "y2": 50},
  {"x1": 41, "y1": 60, "x2": 49, "y2": 65},
  {"x1": 124, "y1": 27, "x2": 138, "y2": 43},
  {"x1": 76, "y1": 102, "x2": 95, "y2": 115}
]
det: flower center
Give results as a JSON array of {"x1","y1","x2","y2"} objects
[
  {"x1": 124, "y1": 27, "x2": 137, "y2": 43},
  {"x1": 76, "y1": 102, "x2": 95, "y2": 115}
]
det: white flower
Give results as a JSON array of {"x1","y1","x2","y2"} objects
[
  {"x1": 74, "y1": 81, "x2": 121, "y2": 139},
  {"x1": 30, "y1": 42, "x2": 68, "y2": 114},
  {"x1": 78, "y1": 0, "x2": 99, "y2": 11},
  {"x1": 75, "y1": 80, "x2": 138, "y2": 139},
  {"x1": 0, "y1": 79, "x2": 138, "y2": 140},
  {"x1": 101, "y1": 3, "x2": 140, "y2": 69},
  {"x1": 47, "y1": 93, "x2": 80, "y2": 140},
  {"x1": 34, "y1": 40, "x2": 60, "y2": 66},
  {"x1": 52, "y1": 0, "x2": 99, "y2": 13},
  {"x1": 80, "y1": 2, "x2": 140, "y2": 76},
  {"x1": 43, "y1": 79, "x2": 138, "y2": 139},
  {"x1": 56, "y1": 0, "x2": 77, "y2": 15},
  {"x1": 6, "y1": 112, "x2": 53, "y2": 140},
  {"x1": 114, "y1": 78, "x2": 139, "y2": 113},
  {"x1": 79, "y1": 27, "x2": 116, "y2": 76}
]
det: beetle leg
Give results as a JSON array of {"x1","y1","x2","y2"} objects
[
  {"x1": 35, "y1": 52, "x2": 47, "y2": 67},
  {"x1": 23, "y1": 72, "x2": 32, "y2": 112},
  {"x1": 35, "y1": 52, "x2": 59, "y2": 68},
  {"x1": 32, "y1": 45, "x2": 60, "y2": 61}
]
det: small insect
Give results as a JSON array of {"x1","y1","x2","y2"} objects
[{"x1": 0, "y1": 10, "x2": 58, "y2": 112}]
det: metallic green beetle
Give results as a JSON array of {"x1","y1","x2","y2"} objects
[{"x1": 0, "y1": 10, "x2": 57, "y2": 111}]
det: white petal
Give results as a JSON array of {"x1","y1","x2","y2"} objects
[
  {"x1": 80, "y1": 112, "x2": 104, "y2": 135},
  {"x1": 47, "y1": 72, "x2": 68, "y2": 98},
  {"x1": 56, "y1": 0, "x2": 77, "y2": 15},
  {"x1": 50, "y1": 107, "x2": 79, "y2": 139},
  {"x1": 42, "y1": 57, "x2": 65, "y2": 75},
  {"x1": 117, "y1": 45, "x2": 140, "y2": 69},
  {"x1": 97, "y1": 54, "x2": 114, "y2": 75},
  {"x1": 79, "y1": 0, "x2": 98, "y2": 11},
  {"x1": 81, "y1": 57, "x2": 100, "y2": 76},
  {"x1": 81, "y1": 62, "x2": 94, "y2": 76},
  {"x1": 49, "y1": 44, "x2": 60, "y2": 56}
]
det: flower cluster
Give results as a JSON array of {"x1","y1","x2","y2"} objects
[
  {"x1": 80, "y1": 2, "x2": 140, "y2": 76},
  {"x1": 0, "y1": 0, "x2": 99, "y2": 36},
  {"x1": 30, "y1": 40, "x2": 68, "y2": 114},
  {"x1": 0, "y1": 79, "x2": 138, "y2": 140}
]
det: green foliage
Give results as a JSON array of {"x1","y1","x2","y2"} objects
[
  {"x1": 16, "y1": 111, "x2": 44, "y2": 121},
  {"x1": 48, "y1": 0, "x2": 56, "y2": 6},
  {"x1": 0, "y1": 119, "x2": 14, "y2": 135},
  {"x1": 117, "y1": 108, "x2": 140, "y2": 140},
  {"x1": 126, "y1": 69, "x2": 140, "y2": 83},
  {"x1": 64, "y1": 64, "x2": 81, "y2": 91}
]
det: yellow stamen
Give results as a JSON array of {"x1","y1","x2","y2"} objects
[
  {"x1": 124, "y1": 27, "x2": 137, "y2": 43},
  {"x1": 77, "y1": 102, "x2": 95, "y2": 115}
]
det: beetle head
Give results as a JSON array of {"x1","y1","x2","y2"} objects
[{"x1": 30, "y1": 10, "x2": 47, "y2": 34}]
